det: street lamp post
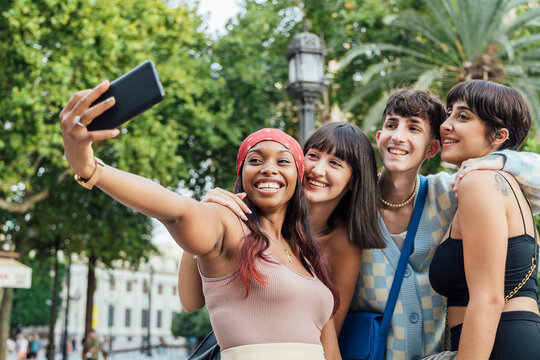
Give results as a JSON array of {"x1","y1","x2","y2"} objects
[
  {"x1": 61, "y1": 261, "x2": 71, "y2": 360},
  {"x1": 286, "y1": 24, "x2": 327, "y2": 145},
  {"x1": 146, "y1": 265, "x2": 154, "y2": 356}
]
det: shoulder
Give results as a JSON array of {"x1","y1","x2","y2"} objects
[
  {"x1": 327, "y1": 224, "x2": 362, "y2": 261},
  {"x1": 457, "y1": 170, "x2": 510, "y2": 206},
  {"x1": 200, "y1": 202, "x2": 245, "y2": 250},
  {"x1": 199, "y1": 201, "x2": 244, "y2": 225},
  {"x1": 457, "y1": 170, "x2": 498, "y2": 192}
]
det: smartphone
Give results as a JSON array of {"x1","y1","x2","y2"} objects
[{"x1": 87, "y1": 60, "x2": 165, "y2": 131}]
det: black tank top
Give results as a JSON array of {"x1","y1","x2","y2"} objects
[{"x1": 429, "y1": 172, "x2": 538, "y2": 307}]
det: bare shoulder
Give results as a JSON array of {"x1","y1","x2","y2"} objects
[
  {"x1": 200, "y1": 202, "x2": 245, "y2": 252},
  {"x1": 457, "y1": 170, "x2": 512, "y2": 209},
  {"x1": 327, "y1": 224, "x2": 361, "y2": 261}
]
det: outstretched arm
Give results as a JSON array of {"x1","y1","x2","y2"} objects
[{"x1": 59, "y1": 81, "x2": 228, "y2": 257}]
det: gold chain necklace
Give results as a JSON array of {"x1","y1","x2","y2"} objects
[
  {"x1": 379, "y1": 176, "x2": 419, "y2": 208},
  {"x1": 269, "y1": 237, "x2": 292, "y2": 263}
]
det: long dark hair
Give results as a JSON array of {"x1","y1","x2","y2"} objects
[
  {"x1": 232, "y1": 173, "x2": 340, "y2": 314},
  {"x1": 303, "y1": 122, "x2": 385, "y2": 249}
]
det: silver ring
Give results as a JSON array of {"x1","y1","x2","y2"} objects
[{"x1": 73, "y1": 115, "x2": 85, "y2": 127}]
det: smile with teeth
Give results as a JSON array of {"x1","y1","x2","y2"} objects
[
  {"x1": 308, "y1": 179, "x2": 328, "y2": 188},
  {"x1": 443, "y1": 139, "x2": 459, "y2": 144},
  {"x1": 388, "y1": 148, "x2": 408, "y2": 155},
  {"x1": 255, "y1": 181, "x2": 283, "y2": 190}
]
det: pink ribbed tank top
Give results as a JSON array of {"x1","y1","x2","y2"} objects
[{"x1": 198, "y1": 251, "x2": 334, "y2": 350}]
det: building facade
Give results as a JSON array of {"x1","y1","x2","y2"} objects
[{"x1": 55, "y1": 241, "x2": 185, "y2": 351}]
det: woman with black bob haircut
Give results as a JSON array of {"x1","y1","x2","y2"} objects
[
  {"x1": 445, "y1": 80, "x2": 531, "y2": 151},
  {"x1": 429, "y1": 80, "x2": 540, "y2": 359}
]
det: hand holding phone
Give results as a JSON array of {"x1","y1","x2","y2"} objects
[{"x1": 87, "y1": 60, "x2": 165, "y2": 131}]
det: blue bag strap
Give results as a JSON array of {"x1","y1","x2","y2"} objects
[{"x1": 378, "y1": 175, "x2": 428, "y2": 336}]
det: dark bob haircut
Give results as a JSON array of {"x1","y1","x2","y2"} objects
[
  {"x1": 303, "y1": 122, "x2": 385, "y2": 249},
  {"x1": 446, "y1": 80, "x2": 532, "y2": 150}
]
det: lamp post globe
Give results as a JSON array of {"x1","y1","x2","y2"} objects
[{"x1": 286, "y1": 25, "x2": 327, "y2": 145}]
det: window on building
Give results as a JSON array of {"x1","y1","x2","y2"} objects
[
  {"x1": 142, "y1": 309, "x2": 149, "y2": 328},
  {"x1": 108, "y1": 305, "x2": 114, "y2": 327},
  {"x1": 172, "y1": 285, "x2": 177, "y2": 296},
  {"x1": 156, "y1": 310, "x2": 162, "y2": 328},
  {"x1": 125, "y1": 309, "x2": 131, "y2": 327},
  {"x1": 157, "y1": 284, "x2": 163, "y2": 295},
  {"x1": 126, "y1": 281, "x2": 132, "y2": 292},
  {"x1": 143, "y1": 280, "x2": 148, "y2": 294}
]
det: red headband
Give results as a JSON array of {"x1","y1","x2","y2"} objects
[{"x1": 236, "y1": 128, "x2": 304, "y2": 180}]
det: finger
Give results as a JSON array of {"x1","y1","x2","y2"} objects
[
  {"x1": 86, "y1": 129, "x2": 120, "y2": 142},
  {"x1": 215, "y1": 188, "x2": 251, "y2": 215},
  {"x1": 452, "y1": 179, "x2": 459, "y2": 195},
  {"x1": 71, "y1": 80, "x2": 110, "y2": 118},
  {"x1": 60, "y1": 90, "x2": 92, "y2": 123},
  {"x1": 236, "y1": 192, "x2": 247, "y2": 199},
  {"x1": 229, "y1": 201, "x2": 248, "y2": 221},
  {"x1": 233, "y1": 194, "x2": 252, "y2": 214},
  {"x1": 202, "y1": 188, "x2": 223, "y2": 202},
  {"x1": 213, "y1": 196, "x2": 247, "y2": 220},
  {"x1": 80, "y1": 96, "x2": 116, "y2": 127}
]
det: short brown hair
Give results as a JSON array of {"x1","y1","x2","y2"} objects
[
  {"x1": 446, "y1": 80, "x2": 531, "y2": 150},
  {"x1": 382, "y1": 89, "x2": 446, "y2": 140}
]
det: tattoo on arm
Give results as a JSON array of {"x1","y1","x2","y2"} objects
[{"x1": 494, "y1": 173, "x2": 508, "y2": 197}]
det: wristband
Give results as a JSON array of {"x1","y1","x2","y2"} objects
[{"x1": 74, "y1": 157, "x2": 105, "y2": 189}]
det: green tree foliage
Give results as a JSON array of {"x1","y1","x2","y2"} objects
[
  {"x1": 0, "y1": 0, "x2": 232, "y2": 347},
  {"x1": 339, "y1": 0, "x2": 540, "y2": 130},
  {"x1": 10, "y1": 258, "x2": 65, "y2": 329},
  {"x1": 204, "y1": 0, "x2": 421, "y2": 186},
  {"x1": 171, "y1": 308, "x2": 212, "y2": 341}
]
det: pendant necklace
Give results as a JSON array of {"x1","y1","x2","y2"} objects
[{"x1": 269, "y1": 237, "x2": 292, "y2": 263}]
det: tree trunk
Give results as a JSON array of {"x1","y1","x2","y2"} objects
[
  {"x1": 83, "y1": 254, "x2": 97, "y2": 360},
  {"x1": 0, "y1": 288, "x2": 14, "y2": 360}
]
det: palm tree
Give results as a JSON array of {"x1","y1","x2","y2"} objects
[{"x1": 339, "y1": 0, "x2": 540, "y2": 130}]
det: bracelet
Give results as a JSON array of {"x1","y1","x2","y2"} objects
[{"x1": 74, "y1": 157, "x2": 105, "y2": 190}]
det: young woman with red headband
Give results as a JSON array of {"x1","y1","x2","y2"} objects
[
  {"x1": 179, "y1": 122, "x2": 386, "y2": 335},
  {"x1": 59, "y1": 81, "x2": 340, "y2": 359}
]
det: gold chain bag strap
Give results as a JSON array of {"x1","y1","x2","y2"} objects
[
  {"x1": 496, "y1": 170, "x2": 538, "y2": 303},
  {"x1": 504, "y1": 256, "x2": 536, "y2": 302}
]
